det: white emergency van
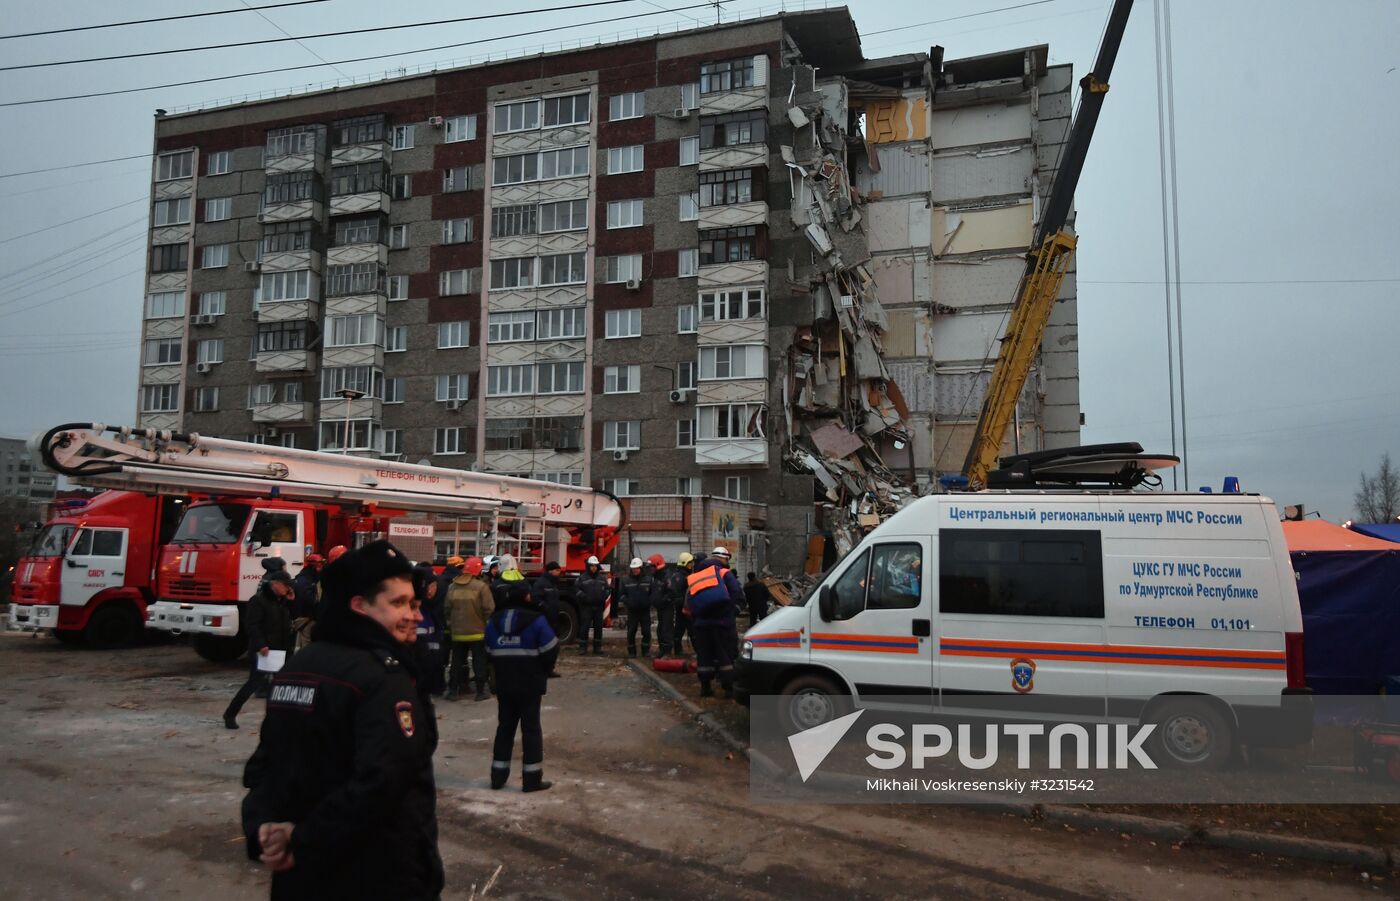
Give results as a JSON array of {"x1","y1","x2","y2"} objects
[{"x1": 736, "y1": 457, "x2": 1312, "y2": 770}]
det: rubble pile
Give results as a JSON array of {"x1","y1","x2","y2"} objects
[{"x1": 777, "y1": 72, "x2": 917, "y2": 561}]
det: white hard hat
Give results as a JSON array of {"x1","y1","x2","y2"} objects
[
  {"x1": 711, "y1": 546, "x2": 731, "y2": 558},
  {"x1": 586, "y1": 555, "x2": 600, "y2": 565},
  {"x1": 483, "y1": 554, "x2": 500, "y2": 567},
  {"x1": 629, "y1": 557, "x2": 643, "y2": 569}
]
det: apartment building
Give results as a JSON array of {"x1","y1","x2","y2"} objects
[
  {"x1": 0, "y1": 437, "x2": 56, "y2": 503},
  {"x1": 135, "y1": 8, "x2": 1079, "y2": 573}
]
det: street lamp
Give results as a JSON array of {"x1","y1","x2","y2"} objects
[{"x1": 338, "y1": 389, "x2": 365, "y2": 453}]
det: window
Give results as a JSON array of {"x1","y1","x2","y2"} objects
[
  {"x1": 326, "y1": 263, "x2": 384, "y2": 296},
  {"x1": 333, "y1": 114, "x2": 386, "y2": 146},
  {"x1": 387, "y1": 275, "x2": 409, "y2": 300},
  {"x1": 443, "y1": 166, "x2": 470, "y2": 192},
  {"x1": 283, "y1": 382, "x2": 303, "y2": 403},
  {"x1": 492, "y1": 152, "x2": 539, "y2": 186},
  {"x1": 604, "y1": 254, "x2": 643, "y2": 284},
  {"x1": 722, "y1": 476, "x2": 752, "y2": 502},
  {"x1": 334, "y1": 217, "x2": 381, "y2": 246},
  {"x1": 157, "y1": 150, "x2": 194, "y2": 181},
  {"x1": 196, "y1": 338, "x2": 224, "y2": 364},
  {"x1": 390, "y1": 174, "x2": 412, "y2": 200},
  {"x1": 604, "y1": 365, "x2": 640, "y2": 394},
  {"x1": 537, "y1": 361, "x2": 584, "y2": 394},
  {"x1": 266, "y1": 125, "x2": 320, "y2": 157},
  {"x1": 391, "y1": 124, "x2": 414, "y2": 149},
  {"x1": 494, "y1": 99, "x2": 540, "y2": 134},
  {"x1": 444, "y1": 114, "x2": 477, "y2": 142},
  {"x1": 699, "y1": 226, "x2": 757, "y2": 264},
  {"x1": 197, "y1": 292, "x2": 225, "y2": 316},
  {"x1": 539, "y1": 251, "x2": 586, "y2": 286},
  {"x1": 434, "y1": 428, "x2": 464, "y2": 455},
  {"x1": 206, "y1": 151, "x2": 231, "y2": 176},
  {"x1": 679, "y1": 191, "x2": 699, "y2": 221},
  {"x1": 604, "y1": 308, "x2": 641, "y2": 338},
  {"x1": 382, "y1": 429, "x2": 403, "y2": 455},
  {"x1": 381, "y1": 224, "x2": 406, "y2": 249},
  {"x1": 150, "y1": 243, "x2": 187, "y2": 273},
  {"x1": 251, "y1": 383, "x2": 276, "y2": 406},
  {"x1": 607, "y1": 199, "x2": 644, "y2": 229},
  {"x1": 488, "y1": 310, "x2": 534, "y2": 343},
  {"x1": 681, "y1": 82, "x2": 700, "y2": 111},
  {"x1": 697, "y1": 402, "x2": 765, "y2": 439},
  {"x1": 700, "y1": 287, "x2": 764, "y2": 321},
  {"x1": 331, "y1": 162, "x2": 387, "y2": 196},
  {"x1": 437, "y1": 321, "x2": 469, "y2": 348},
  {"x1": 435, "y1": 374, "x2": 469, "y2": 401},
  {"x1": 541, "y1": 471, "x2": 583, "y2": 487},
  {"x1": 492, "y1": 203, "x2": 536, "y2": 238},
  {"x1": 538, "y1": 306, "x2": 586, "y2": 340},
  {"x1": 260, "y1": 269, "x2": 312, "y2": 301},
  {"x1": 607, "y1": 145, "x2": 644, "y2": 174},
  {"x1": 700, "y1": 57, "x2": 756, "y2": 93},
  {"x1": 676, "y1": 419, "x2": 696, "y2": 448},
  {"x1": 145, "y1": 291, "x2": 184, "y2": 319},
  {"x1": 201, "y1": 244, "x2": 229, "y2": 268},
  {"x1": 486, "y1": 364, "x2": 534, "y2": 396},
  {"x1": 326, "y1": 313, "x2": 383, "y2": 347},
  {"x1": 540, "y1": 146, "x2": 589, "y2": 179},
  {"x1": 699, "y1": 168, "x2": 758, "y2": 206},
  {"x1": 677, "y1": 304, "x2": 697, "y2": 334},
  {"x1": 320, "y1": 419, "x2": 378, "y2": 452},
  {"x1": 676, "y1": 476, "x2": 699, "y2": 494},
  {"x1": 203, "y1": 197, "x2": 231, "y2": 222},
  {"x1": 602, "y1": 479, "x2": 640, "y2": 497},
  {"x1": 538, "y1": 198, "x2": 587, "y2": 232},
  {"x1": 489, "y1": 257, "x2": 533, "y2": 290},
  {"x1": 699, "y1": 110, "x2": 767, "y2": 149},
  {"x1": 385, "y1": 326, "x2": 407, "y2": 352},
  {"x1": 698, "y1": 345, "x2": 765, "y2": 380},
  {"x1": 141, "y1": 384, "x2": 178, "y2": 412},
  {"x1": 678, "y1": 248, "x2": 699, "y2": 278},
  {"x1": 544, "y1": 93, "x2": 590, "y2": 127},
  {"x1": 153, "y1": 197, "x2": 191, "y2": 226},
  {"x1": 143, "y1": 338, "x2": 181, "y2": 366},
  {"x1": 321, "y1": 366, "x2": 383, "y2": 399},
  {"x1": 193, "y1": 387, "x2": 219, "y2": 412},
  {"x1": 679, "y1": 135, "x2": 700, "y2": 165},
  {"x1": 383, "y1": 378, "x2": 404, "y2": 404},
  {"x1": 440, "y1": 269, "x2": 477, "y2": 295},
  {"x1": 256, "y1": 322, "x2": 305, "y2": 353},
  {"x1": 940, "y1": 529, "x2": 1103, "y2": 618},
  {"x1": 264, "y1": 219, "x2": 315, "y2": 254},
  {"x1": 609, "y1": 92, "x2": 644, "y2": 121},
  {"x1": 442, "y1": 217, "x2": 472, "y2": 244},
  {"x1": 603, "y1": 420, "x2": 640, "y2": 450},
  {"x1": 676, "y1": 360, "x2": 697, "y2": 390},
  {"x1": 486, "y1": 415, "x2": 582, "y2": 451},
  {"x1": 264, "y1": 171, "x2": 319, "y2": 204}
]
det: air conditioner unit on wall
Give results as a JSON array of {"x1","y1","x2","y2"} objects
[
  {"x1": 428, "y1": 116, "x2": 445, "y2": 127},
  {"x1": 195, "y1": 362, "x2": 212, "y2": 373},
  {"x1": 192, "y1": 314, "x2": 215, "y2": 326},
  {"x1": 446, "y1": 400, "x2": 462, "y2": 411},
  {"x1": 668, "y1": 389, "x2": 691, "y2": 403},
  {"x1": 243, "y1": 261, "x2": 260, "y2": 272},
  {"x1": 625, "y1": 278, "x2": 641, "y2": 291},
  {"x1": 612, "y1": 450, "x2": 629, "y2": 462}
]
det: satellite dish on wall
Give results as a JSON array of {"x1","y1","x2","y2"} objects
[{"x1": 416, "y1": 458, "x2": 431, "y2": 467}]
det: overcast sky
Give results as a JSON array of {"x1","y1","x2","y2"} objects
[{"x1": 1, "y1": 0, "x2": 1395, "y2": 521}]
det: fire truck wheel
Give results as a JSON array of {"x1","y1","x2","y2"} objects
[
  {"x1": 779, "y1": 673, "x2": 850, "y2": 733},
  {"x1": 53, "y1": 628, "x2": 83, "y2": 645},
  {"x1": 194, "y1": 633, "x2": 246, "y2": 663},
  {"x1": 554, "y1": 604, "x2": 578, "y2": 645},
  {"x1": 84, "y1": 605, "x2": 144, "y2": 649},
  {"x1": 1145, "y1": 696, "x2": 1234, "y2": 771}
]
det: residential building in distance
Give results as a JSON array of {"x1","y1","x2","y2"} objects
[
  {"x1": 0, "y1": 437, "x2": 57, "y2": 503},
  {"x1": 135, "y1": 8, "x2": 1079, "y2": 574}
]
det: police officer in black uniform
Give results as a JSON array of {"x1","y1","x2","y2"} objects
[{"x1": 241, "y1": 540, "x2": 444, "y2": 900}]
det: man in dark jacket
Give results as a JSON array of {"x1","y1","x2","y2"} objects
[
  {"x1": 743, "y1": 572, "x2": 771, "y2": 625},
  {"x1": 435, "y1": 555, "x2": 464, "y2": 604},
  {"x1": 684, "y1": 547, "x2": 743, "y2": 697},
  {"x1": 617, "y1": 557, "x2": 655, "y2": 658},
  {"x1": 668, "y1": 552, "x2": 695, "y2": 657},
  {"x1": 413, "y1": 563, "x2": 447, "y2": 697},
  {"x1": 224, "y1": 571, "x2": 297, "y2": 729},
  {"x1": 573, "y1": 556, "x2": 609, "y2": 655},
  {"x1": 241, "y1": 540, "x2": 443, "y2": 900},
  {"x1": 532, "y1": 562, "x2": 563, "y2": 677},
  {"x1": 486, "y1": 577, "x2": 559, "y2": 791},
  {"x1": 645, "y1": 554, "x2": 675, "y2": 657}
]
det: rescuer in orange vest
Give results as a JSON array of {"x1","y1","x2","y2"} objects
[{"x1": 684, "y1": 547, "x2": 743, "y2": 697}]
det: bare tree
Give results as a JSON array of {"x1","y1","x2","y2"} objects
[{"x1": 1355, "y1": 453, "x2": 1400, "y2": 522}]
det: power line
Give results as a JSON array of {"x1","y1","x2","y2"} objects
[
  {"x1": 0, "y1": 154, "x2": 150, "y2": 179},
  {"x1": 0, "y1": 196, "x2": 146, "y2": 246},
  {"x1": 0, "y1": 0, "x2": 722, "y2": 108},
  {"x1": 861, "y1": 0, "x2": 1060, "y2": 37},
  {"x1": 0, "y1": 237, "x2": 146, "y2": 304},
  {"x1": 0, "y1": 166, "x2": 151, "y2": 200},
  {"x1": 0, "y1": 267, "x2": 146, "y2": 321},
  {"x1": 1, "y1": 0, "x2": 645, "y2": 71},
  {"x1": 1083, "y1": 277, "x2": 1400, "y2": 285},
  {"x1": 239, "y1": 0, "x2": 351, "y2": 81},
  {"x1": 0, "y1": 217, "x2": 146, "y2": 284},
  {"x1": 0, "y1": 1, "x2": 330, "y2": 40}
]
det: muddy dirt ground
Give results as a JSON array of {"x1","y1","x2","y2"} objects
[{"x1": 0, "y1": 632, "x2": 1394, "y2": 900}]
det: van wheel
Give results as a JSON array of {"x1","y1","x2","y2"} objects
[
  {"x1": 84, "y1": 606, "x2": 143, "y2": 649},
  {"x1": 554, "y1": 603, "x2": 578, "y2": 645},
  {"x1": 1147, "y1": 698, "x2": 1234, "y2": 770},
  {"x1": 779, "y1": 674, "x2": 849, "y2": 732},
  {"x1": 194, "y1": 633, "x2": 245, "y2": 663}
]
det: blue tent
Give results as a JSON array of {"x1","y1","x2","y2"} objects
[{"x1": 1352, "y1": 522, "x2": 1400, "y2": 544}]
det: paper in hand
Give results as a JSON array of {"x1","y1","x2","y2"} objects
[{"x1": 257, "y1": 649, "x2": 287, "y2": 672}]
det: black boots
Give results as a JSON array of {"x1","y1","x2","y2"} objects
[
  {"x1": 491, "y1": 765, "x2": 509, "y2": 790},
  {"x1": 699, "y1": 684, "x2": 714, "y2": 698},
  {"x1": 523, "y1": 771, "x2": 551, "y2": 793},
  {"x1": 223, "y1": 714, "x2": 238, "y2": 730}
]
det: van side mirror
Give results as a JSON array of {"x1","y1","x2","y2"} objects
[{"x1": 818, "y1": 585, "x2": 834, "y2": 622}]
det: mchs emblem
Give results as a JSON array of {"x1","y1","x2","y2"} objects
[{"x1": 1010, "y1": 658, "x2": 1036, "y2": 694}]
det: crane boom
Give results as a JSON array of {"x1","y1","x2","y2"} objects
[
  {"x1": 38, "y1": 422, "x2": 623, "y2": 531},
  {"x1": 961, "y1": 0, "x2": 1133, "y2": 486}
]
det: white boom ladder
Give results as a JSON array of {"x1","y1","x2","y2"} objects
[{"x1": 38, "y1": 423, "x2": 623, "y2": 532}]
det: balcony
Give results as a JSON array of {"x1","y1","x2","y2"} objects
[
  {"x1": 695, "y1": 438, "x2": 768, "y2": 468},
  {"x1": 698, "y1": 259, "x2": 768, "y2": 288},
  {"x1": 252, "y1": 401, "x2": 314, "y2": 425},
  {"x1": 698, "y1": 200, "x2": 767, "y2": 230},
  {"x1": 698, "y1": 144, "x2": 769, "y2": 173},
  {"x1": 699, "y1": 86, "x2": 767, "y2": 116},
  {"x1": 328, "y1": 191, "x2": 390, "y2": 218},
  {"x1": 321, "y1": 344, "x2": 384, "y2": 369},
  {"x1": 255, "y1": 349, "x2": 317, "y2": 374}
]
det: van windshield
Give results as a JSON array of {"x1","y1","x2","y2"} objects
[
  {"x1": 28, "y1": 524, "x2": 74, "y2": 557},
  {"x1": 171, "y1": 503, "x2": 251, "y2": 544}
]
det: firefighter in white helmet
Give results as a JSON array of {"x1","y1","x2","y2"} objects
[
  {"x1": 617, "y1": 557, "x2": 657, "y2": 658},
  {"x1": 573, "y1": 555, "x2": 610, "y2": 655},
  {"x1": 684, "y1": 547, "x2": 742, "y2": 697}
]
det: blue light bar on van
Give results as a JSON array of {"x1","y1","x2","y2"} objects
[{"x1": 1222, "y1": 476, "x2": 1242, "y2": 494}]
